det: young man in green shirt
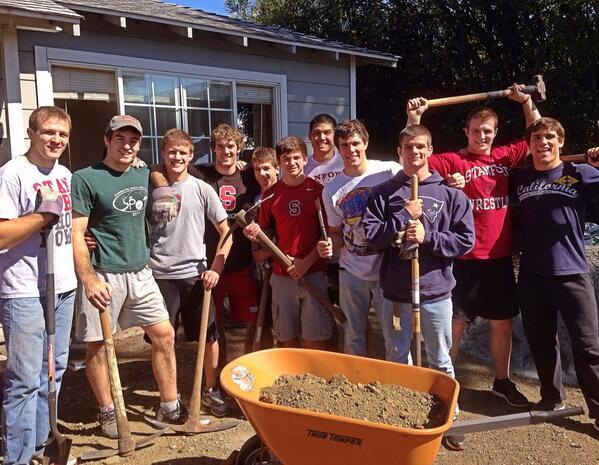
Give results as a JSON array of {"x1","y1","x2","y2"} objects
[{"x1": 71, "y1": 115, "x2": 185, "y2": 438}]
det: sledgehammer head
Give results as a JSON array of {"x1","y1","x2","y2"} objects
[{"x1": 527, "y1": 75, "x2": 546, "y2": 102}]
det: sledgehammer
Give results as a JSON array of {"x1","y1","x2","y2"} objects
[{"x1": 425, "y1": 75, "x2": 546, "y2": 108}]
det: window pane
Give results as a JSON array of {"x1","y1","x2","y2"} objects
[
  {"x1": 183, "y1": 78, "x2": 208, "y2": 108},
  {"x1": 211, "y1": 110, "x2": 232, "y2": 129},
  {"x1": 209, "y1": 81, "x2": 232, "y2": 109},
  {"x1": 155, "y1": 107, "x2": 178, "y2": 136},
  {"x1": 137, "y1": 138, "x2": 155, "y2": 165},
  {"x1": 123, "y1": 75, "x2": 149, "y2": 104},
  {"x1": 192, "y1": 138, "x2": 211, "y2": 165},
  {"x1": 152, "y1": 76, "x2": 177, "y2": 106},
  {"x1": 187, "y1": 109, "x2": 209, "y2": 138},
  {"x1": 124, "y1": 105, "x2": 152, "y2": 135}
]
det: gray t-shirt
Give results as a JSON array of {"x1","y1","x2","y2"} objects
[
  {"x1": 149, "y1": 175, "x2": 228, "y2": 279},
  {"x1": 323, "y1": 159, "x2": 401, "y2": 281},
  {"x1": 0, "y1": 156, "x2": 77, "y2": 298}
]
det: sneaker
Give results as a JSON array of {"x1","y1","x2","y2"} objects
[
  {"x1": 202, "y1": 387, "x2": 230, "y2": 417},
  {"x1": 490, "y1": 378, "x2": 531, "y2": 408},
  {"x1": 156, "y1": 400, "x2": 189, "y2": 424},
  {"x1": 535, "y1": 400, "x2": 565, "y2": 411},
  {"x1": 443, "y1": 433, "x2": 465, "y2": 451},
  {"x1": 98, "y1": 407, "x2": 118, "y2": 439}
]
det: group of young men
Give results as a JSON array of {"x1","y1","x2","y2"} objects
[{"x1": 2, "y1": 79, "x2": 599, "y2": 463}]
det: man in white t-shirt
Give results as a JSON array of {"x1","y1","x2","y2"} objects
[
  {"x1": 0, "y1": 106, "x2": 76, "y2": 465},
  {"x1": 317, "y1": 119, "x2": 401, "y2": 358},
  {"x1": 306, "y1": 114, "x2": 344, "y2": 306},
  {"x1": 306, "y1": 113, "x2": 344, "y2": 185}
]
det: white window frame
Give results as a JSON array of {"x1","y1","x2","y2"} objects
[{"x1": 35, "y1": 46, "x2": 288, "y2": 158}]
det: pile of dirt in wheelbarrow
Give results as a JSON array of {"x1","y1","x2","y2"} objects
[{"x1": 260, "y1": 373, "x2": 446, "y2": 429}]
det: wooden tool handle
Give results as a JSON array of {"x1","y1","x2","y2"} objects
[
  {"x1": 188, "y1": 288, "x2": 212, "y2": 421},
  {"x1": 560, "y1": 153, "x2": 586, "y2": 163},
  {"x1": 411, "y1": 174, "x2": 419, "y2": 200},
  {"x1": 315, "y1": 198, "x2": 328, "y2": 241},
  {"x1": 253, "y1": 267, "x2": 272, "y2": 348},
  {"x1": 99, "y1": 307, "x2": 135, "y2": 454}
]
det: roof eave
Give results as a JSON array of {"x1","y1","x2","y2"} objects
[
  {"x1": 0, "y1": 7, "x2": 82, "y2": 24},
  {"x1": 59, "y1": 4, "x2": 398, "y2": 65}
]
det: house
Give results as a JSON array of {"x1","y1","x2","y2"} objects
[{"x1": 0, "y1": 0, "x2": 397, "y2": 171}]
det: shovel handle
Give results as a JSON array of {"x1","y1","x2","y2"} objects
[
  {"x1": 99, "y1": 307, "x2": 135, "y2": 455},
  {"x1": 188, "y1": 288, "x2": 212, "y2": 421},
  {"x1": 410, "y1": 175, "x2": 422, "y2": 366},
  {"x1": 253, "y1": 267, "x2": 272, "y2": 349},
  {"x1": 446, "y1": 407, "x2": 584, "y2": 436}
]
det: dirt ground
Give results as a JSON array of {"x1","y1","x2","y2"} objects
[
  {"x1": 260, "y1": 373, "x2": 445, "y2": 429},
  {"x1": 23, "y1": 318, "x2": 599, "y2": 465}
]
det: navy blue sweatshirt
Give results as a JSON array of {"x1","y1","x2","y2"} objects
[
  {"x1": 363, "y1": 171, "x2": 474, "y2": 303},
  {"x1": 510, "y1": 162, "x2": 599, "y2": 275}
]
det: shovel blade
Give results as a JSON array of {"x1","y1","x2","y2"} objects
[
  {"x1": 42, "y1": 434, "x2": 73, "y2": 465},
  {"x1": 144, "y1": 415, "x2": 238, "y2": 434}
]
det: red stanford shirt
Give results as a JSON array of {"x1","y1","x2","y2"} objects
[
  {"x1": 258, "y1": 177, "x2": 326, "y2": 276},
  {"x1": 428, "y1": 139, "x2": 527, "y2": 260}
]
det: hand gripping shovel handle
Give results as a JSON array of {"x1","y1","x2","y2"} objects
[
  {"x1": 98, "y1": 306, "x2": 135, "y2": 455},
  {"x1": 44, "y1": 228, "x2": 73, "y2": 465},
  {"x1": 410, "y1": 174, "x2": 422, "y2": 367}
]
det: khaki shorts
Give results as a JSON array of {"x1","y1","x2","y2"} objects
[
  {"x1": 76, "y1": 266, "x2": 169, "y2": 342},
  {"x1": 270, "y1": 271, "x2": 334, "y2": 342}
]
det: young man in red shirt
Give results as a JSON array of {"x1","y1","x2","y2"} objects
[
  {"x1": 405, "y1": 84, "x2": 540, "y2": 407},
  {"x1": 244, "y1": 136, "x2": 334, "y2": 349}
]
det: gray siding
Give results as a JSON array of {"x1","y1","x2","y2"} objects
[{"x1": 17, "y1": 13, "x2": 351, "y2": 140}]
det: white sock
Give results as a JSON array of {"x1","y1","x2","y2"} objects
[{"x1": 160, "y1": 399, "x2": 179, "y2": 412}]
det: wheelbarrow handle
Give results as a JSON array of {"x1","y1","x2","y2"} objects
[{"x1": 445, "y1": 406, "x2": 584, "y2": 436}]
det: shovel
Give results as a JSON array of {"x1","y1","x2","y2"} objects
[
  {"x1": 408, "y1": 174, "x2": 421, "y2": 366},
  {"x1": 79, "y1": 305, "x2": 165, "y2": 461},
  {"x1": 42, "y1": 227, "x2": 73, "y2": 465},
  {"x1": 145, "y1": 287, "x2": 237, "y2": 434}
]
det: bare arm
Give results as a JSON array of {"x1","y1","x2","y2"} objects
[
  {"x1": 508, "y1": 83, "x2": 541, "y2": 128},
  {"x1": 201, "y1": 218, "x2": 233, "y2": 289},
  {"x1": 405, "y1": 97, "x2": 428, "y2": 127},
  {"x1": 72, "y1": 212, "x2": 112, "y2": 309},
  {"x1": 0, "y1": 214, "x2": 55, "y2": 250}
]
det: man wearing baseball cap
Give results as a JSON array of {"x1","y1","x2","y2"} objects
[{"x1": 71, "y1": 115, "x2": 186, "y2": 437}]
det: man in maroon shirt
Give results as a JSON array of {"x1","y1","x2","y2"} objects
[{"x1": 405, "y1": 84, "x2": 540, "y2": 408}]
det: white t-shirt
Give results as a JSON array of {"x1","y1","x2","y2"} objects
[
  {"x1": 149, "y1": 175, "x2": 228, "y2": 279},
  {"x1": 306, "y1": 152, "x2": 344, "y2": 186},
  {"x1": 323, "y1": 159, "x2": 401, "y2": 281},
  {"x1": 0, "y1": 156, "x2": 77, "y2": 298}
]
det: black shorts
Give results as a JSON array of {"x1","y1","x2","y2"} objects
[
  {"x1": 452, "y1": 257, "x2": 519, "y2": 322},
  {"x1": 156, "y1": 277, "x2": 219, "y2": 343}
]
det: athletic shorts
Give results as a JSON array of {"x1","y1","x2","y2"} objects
[
  {"x1": 452, "y1": 257, "x2": 519, "y2": 322},
  {"x1": 270, "y1": 271, "x2": 334, "y2": 342},
  {"x1": 213, "y1": 266, "x2": 258, "y2": 324},
  {"x1": 76, "y1": 266, "x2": 169, "y2": 342},
  {"x1": 156, "y1": 277, "x2": 219, "y2": 343}
]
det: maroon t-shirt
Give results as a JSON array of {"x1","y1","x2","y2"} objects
[
  {"x1": 428, "y1": 139, "x2": 527, "y2": 260},
  {"x1": 258, "y1": 177, "x2": 327, "y2": 276}
]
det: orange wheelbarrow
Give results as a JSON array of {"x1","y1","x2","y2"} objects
[{"x1": 220, "y1": 349, "x2": 583, "y2": 465}]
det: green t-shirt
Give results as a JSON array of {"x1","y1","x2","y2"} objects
[{"x1": 72, "y1": 162, "x2": 150, "y2": 272}]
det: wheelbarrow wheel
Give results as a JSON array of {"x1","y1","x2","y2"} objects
[{"x1": 236, "y1": 434, "x2": 276, "y2": 465}]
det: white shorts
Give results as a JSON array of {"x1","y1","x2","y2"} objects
[{"x1": 76, "y1": 266, "x2": 169, "y2": 342}]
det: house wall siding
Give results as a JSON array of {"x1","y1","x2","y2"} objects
[{"x1": 16, "y1": 13, "x2": 351, "y2": 146}]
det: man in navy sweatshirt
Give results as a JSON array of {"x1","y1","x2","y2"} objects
[
  {"x1": 510, "y1": 117, "x2": 599, "y2": 434},
  {"x1": 363, "y1": 125, "x2": 474, "y2": 376}
]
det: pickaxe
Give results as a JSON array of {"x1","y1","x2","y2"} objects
[
  {"x1": 79, "y1": 306, "x2": 166, "y2": 462},
  {"x1": 221, "y1": 196, "x2": 346, "y2": 324},
  {"x1": 424, "y1": 75, "x2": 546, "y2": 108},
  {"x1": 144, "y1": 288, "x2": 238, "y2": 434}
]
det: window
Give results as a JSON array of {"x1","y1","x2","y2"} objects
[{"x1": 123, "y1": 73, "x2": 233, "y2": 164}]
